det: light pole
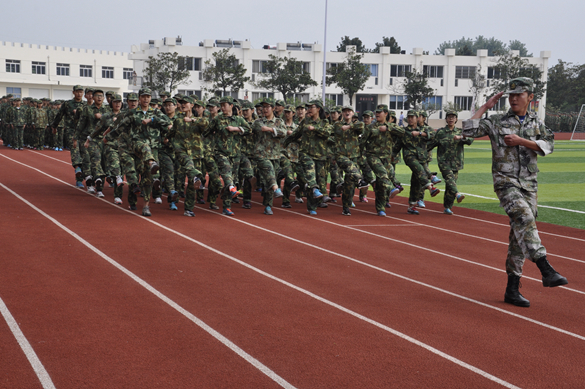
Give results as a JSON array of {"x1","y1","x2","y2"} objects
[{"x1": 321, "y1": 0, "x2": 328, "y2": 107}]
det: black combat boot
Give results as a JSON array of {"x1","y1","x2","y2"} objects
[
  {"x1": 504, "y1": 274, "x2": 530, "y2": 307},
  {"x1": 535, "y1": 257, "x2": 568, "y2": 287}
]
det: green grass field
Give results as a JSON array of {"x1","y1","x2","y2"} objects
[{"x1": 394, "y1": 140, "x2": 585, "y2": 230}]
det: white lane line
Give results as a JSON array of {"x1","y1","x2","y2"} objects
[
  {"x1": 345, "y1": 224, "x2": 417, "y2": 227},
  {"x1": 0, "y1": 296, "x2": 57, "y2": 389},
  {"x1": 0, "y1": 182, "x2": 296, "y2": 389},
  {"x1": 28, "y1": 150, "x2": 70, "y2": 165},
  {"x1": 0, "y1": 183, "x2": 521, "y2": 389}
]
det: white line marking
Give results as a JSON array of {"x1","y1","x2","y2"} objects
[
  {"x1": 0, "y1": 182, "x2": 521, "y2": 389},
  {"x1": 29, "y1": 150, "x2": 70, "y2": 165},
  {"x1": 0, "y1": 182, "x2": 297, "y2": 389},
  {"x1": 0, "y1": 296, "x2": 57, "y2": 389}
]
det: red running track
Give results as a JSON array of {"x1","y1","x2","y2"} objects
[{"x1": 1, "y1": 146, "x2": 584, "y2": 389}]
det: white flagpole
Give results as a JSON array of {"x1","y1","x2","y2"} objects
[{"x1": 322, "y1": 0, "x2": 328, "y2": 107}]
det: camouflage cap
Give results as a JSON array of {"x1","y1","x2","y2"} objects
[
  {"x1": 6, "y1": 94, "x2": 13, "y2": 98},
  {"x1": 419, "y1": 111, "x2": 428, "y2": 118},
  {"x1": 389, "y1": 110, "x2": 396, "y2": 117},
  {"x1": 445, "y1": 110, "x2": 458, "y2": 117},
  {"x1": 330, "y1": 106, "x2": 341, "y2": 113},
  {"x1": 362, "y1": 110, "x2": 374, "y2": 117},
  {"x1": 73, "y1": 85, "x2": 84, "y2": 91},
  {"x1": 341, "y1": 105, "x2": 354, "y2": 111},
  {"x1": 180, "y1": 96, "x2": 195, "y2": 104},
  {"x1": 105, "y1": 90, "x2": 115, "y2": 96},
  {"x1": 159, "y1": 91, "x2": 171, "y2": 97},
  {"x1": 195, "y1": 100, "x2": 206, "y2": 107},
  {"x1": 307, "y1": 99, "x2": 323, "y2": 109},
  {"x1": 127, "y1": 93, "x2": 138, "y2": 101},
  {"x1": 164, "y1": 98, "x2": 178, "y2": 105},
  {"x1": 375, "y1": 104, "x2": 389, "y2": 113},
  {"x1": 241, "y1": 101, "x2": 254, "y2": 110},
  {"x1": 12, "y1": 97, "x2": 22, "y2": 102},
  {"x1": 206, "y1": 99, "x2": 219, "y2": 107},
  {"x1": 112, "y1": 94, "x2": 123, "y2": 102},
  {"x1": 275, "y1": 99, "x2": 285, "y2": 107},
  {"x1": 407, "y1": 109, "x2": 419, "y2": 117},
  {"x1": 352, "y1": 113, "x2": 358, "y2": 118},
  {"x1": 284, "y1": 104, "x2": 295, "y2": 112},
  {"x1": 233, "y1": 100, "x2": 242, "y2": 109},
  {"x1": 23, "y1": 97, "x2": 32, "y2": 101},
  {"x1": 505, "y1": 77, "x2": 534, "y2": 94},
  {"x1": 139, "y1": 88, "x2": 152, "y2": 96},
  {"x1": 84, "y1": 87, "x2": 95, "y2": 94},
  {"x1": 296, "y1": 103, "x2": 306, "y2": 110},
  {"x1": 173, "y1": 93, "x2": 185, "y2": 100},
  {"x1": 261, "y1": 97, "x2": 275, "y2": 106},
  {"x1": 41, "y1": 97, "x2": 50, "y2": 101},
  {"x1": 93, "y1": 88, "x2": 104, "y2": 95},
  {"x1": 219, "y1": 96, "x2": 234, "y2": 105},
  {"x1": 150, "y1": 98, "x2": 161, "y2": 105}
]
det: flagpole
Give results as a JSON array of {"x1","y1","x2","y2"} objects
[{"x1": 321, "y1": 0, "x2": 328, "y2": 107}]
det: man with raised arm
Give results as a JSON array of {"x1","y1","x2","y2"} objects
[{"x1": 462, "y1": 77, "x2": 568, "y2": 307}]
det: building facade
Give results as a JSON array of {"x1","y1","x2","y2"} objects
[
  {"x1": 0, "y1": 41, "x2": 134, "y2": 101},
  {"x1": 129, "y1": 38, "x2": 550, "y2": 120}
]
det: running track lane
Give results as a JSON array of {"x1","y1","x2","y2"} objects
[{"x1": 1, "y1": 148, "x2": 584, "y2": 388}]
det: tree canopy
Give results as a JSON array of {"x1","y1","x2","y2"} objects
[
  {"x1": 325, "y1": 51, "x2": 370, "y2": 105},
  {"x1": 254, "y1": 54, "x2": 317, "y2": 100},
  {"x1": 371, "y1": 37, "x2": 401, "y2": 54},
  {"x1": 336, "y1": 36, "x2": 368, "y2": 53},
  {"x1": 488, "y1": 52, "x2": 546, "y2": 100},
  {"x1": 435, "y1": 36, "x2": 532, "y2": 57},
  {"x1": 402, "y1": 71, "x2": 435, "y2": 109},
  {"x1": 143, "y1": 52, "x2": 191, "y2": 95},
  {"x1": 546, "y1": 60, "x2": 585, "y2": 112},
  {"x1": 201, "y1": 48, "x2": 250, "y2": 95}
]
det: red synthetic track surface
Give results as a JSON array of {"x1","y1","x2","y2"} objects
[{"x1": 1, "y1": 146, "x2": 584, "y2": 389}]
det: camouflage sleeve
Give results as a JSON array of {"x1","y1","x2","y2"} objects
[
  {"x1": 236, "y1": 116, "x2": 251, "y2": 135},
  {"x1": 534, "y1": 121, "x2": 554, "y2": 156},
  {"x1": 389, "y1": 123, "x2": 405, "y2": 137},
  {"x1": 282, "y1": 122, "x2": 303, "y2": 147},
  {"x1": 352, "y1": 121, "x2": 364, "y2": 135},
  {"x1": 75, "y1": 107, "x2": 89, "y2": 140},
  {"x1": 313, "y1": 120, "x2": 332, "y2": 139},
  {"x1": 51, "y1": 103, "x2": 67, "y2": 128},
  {"x1": 461, "y1": 117, "x2": 490, "y2": 138},
  {"x1": 271, "y1": 118, "x2": 287, "y2": 138}
]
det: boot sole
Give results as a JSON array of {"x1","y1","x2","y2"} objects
[
  {"x1": 504, "y1": 295, "x2": 530, "y2": 307},
  {"x1": 543, "y1": 278, "x2": 568, "y2": 287}
]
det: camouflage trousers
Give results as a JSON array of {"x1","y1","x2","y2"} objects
[
  {"x1": 214, "y1": 154, "x2": 235, "y2": 208},
  {"x1": 298, "y1": 154, "x2": 326, "y2": 211},
  {"x1": 367, "y1": 155, "x2": 391, "y2": 212},
  {"x1": 359, "y1": 155, "x2": 376, "y2": 185},
  {"x1": 104, "y1": 142, "x2": 123, "y2": 199},
  {"x1": 281, "y1": 156, "x2": 303, "y2": 205},
  {"x1": 200, "y1": 155, "x2": 221, "y2": 204},
  {"x1": 65, "y1": 128, "x2": 83, "y2": 168},
  {"x1": 336, "y1": 155, "x2": 363, "y2": 208},
  {"x1": 253, "y1": 158, "x2": 277, "y2": 207},
  {"x1": 87, "y1": 140, "x2": 106, "y2": 188},
  {"x1": 54, "y1": 127, "x2": 64, "y2": 149},
  {"x1": 418, "y1": 162, "x2": 433, "y2": 200},
  {"x1": 35, "y1": 127, "x2": 46, "y2": 149},
  {"x1": 440, "y1": 169, "x2": 459, "y2": 209},
  {"x1": 158, "y1": 148, "x2": 175, "y2": 194},
  {"x1": 496, "y1": 187, "x2": 546, "y2": 276},
  {"x1": 404, "y1": 156, "x2": 431, "y2": 205},
  {"x1": 78, "y1": 139, "x2": 92, "y2": 182},
  {"x1": 328, "y1": 156, "x2": 342, "y2": 195},
  {"x1": 13, "y1": 126, "x2": 24, "y2": 149},
  {"x1": 174, "y1": 152, "x2": 202, "y2": 212}
]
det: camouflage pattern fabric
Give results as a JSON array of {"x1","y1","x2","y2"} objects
[{"x1": 283, "y1": 117, "x2": 332, "y2": 161}]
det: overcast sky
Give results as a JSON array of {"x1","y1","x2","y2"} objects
[{"x1": 2, "y1": 0, "x2": 583, "y2": 66}]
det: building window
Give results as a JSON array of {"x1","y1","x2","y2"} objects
[
  {"x1": 32, "y1": 61, "x2": 46, "y2": 75},
  {"x1": 80, "y1": 65, "x2": 92, "y2": 77},
  {"x1": 423, "y1": 65, "x2": 443, "y2": 78},
  {"x1": 422, "y1": 96, "x2": 443, "y2": 111},
  {"x1": 390, "y1": 64, "x2": 411, "y2": 77},
  {"x1": 325, "y1": 94, "x2": 344, "y2": 106},
  {"x1": 102, "y1": 66, "x2": 114, "y2": 79},
  {"x1": 487, "y1": 67, "x2": 502, "y2": 79},
  {"x1": 389, "y1": 95, "x2": 409, "y2": 110},
  {"x1": 367, "y1": 64, "x2": 378, "y2": 77},
  {"x1": 214, "y1": 90, "x2": 239, "y2": 99},
  {"x1": 123, "y1": 68, "x2": 134, "y2": 80},
  {"x1": 291, "y1": 93, "x2": 310, "y2": 103},
  {"x1": 6, "y1": 59, "x2": 20, "y2": 73},
  {"x1": 455, "y1": 66, "x2": 476, "y2": 79},
  {"x1": 302, "y1": 62, "x2": 310, "y2": 74},
  {"x1": 251, "y1": 92, "x2": 274, "y2": 101},
  {"x1": 178, "y1": 90, "x2": 202, "y2": 99},
  {"x1": 454, "y1": 96, "x2": 474, "y2": 111},
  {"x1": 6, "y1": 87, "x2": 21, "y2": 98},
  {"x1": 56, "y1": 63, "x2": 70, "y2": 76},
  {"x1": 326, "y1": 62, "x2": 339, "y2": 71},
  {"x1": 252, "y1": 60, "x2": 270, "y2": 74},
  {"x1": 179, "y1": 57, "x2": 202, "y2": 71},
  {"x1": 488, "y1": 96, "x2": 507, "y2": 111}
]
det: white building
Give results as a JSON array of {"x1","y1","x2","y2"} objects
[
  {"x1": 129, "y1": 38, "x2": 550, "y2": 121},
  {"x1": 0, "y1": 41, "x2": 134, "y2": 101}
]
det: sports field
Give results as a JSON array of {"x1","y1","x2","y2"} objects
[{"x1": 395, "y1": 140, "x2": 585, "y2": 230}]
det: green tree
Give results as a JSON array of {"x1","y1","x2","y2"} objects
[
  {"x1": 547, "y1": 60, "x2": 585, "y2": 112},
  {"x1": 371, "y1": 36, "x2": 401, "y2": 54},
  {"x1": 201, "y1": 48, "x2": 250, "y2": 95},
  {"x1": 143, "y1": 52, "x2": 191, "y2": 95},
  {"x1": 488, "y1": 51, "x2": 546, "y2": 100},
  {"x1": 508, "y1": 40, "x2": 532, "y2": 57},
  {"x1": 434, "y1": 36, "x2": 529, "y2": 57},
  {"x1": 402, "y1": 71, "x2": 435, "y2": 109},
  {"x1": 254, "y1": 54, "x2": 317, "y2": 100},
  {"x1": 325, "y1": 50, "x2": 370, "y2": 105},
  {"x1": 336, "y1": 36, "x2": 368, "y2": 53}
]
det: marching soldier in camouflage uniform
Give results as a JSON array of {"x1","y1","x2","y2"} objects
[
  {"x1": 52, "y1": 85, "x2": 87, "y2": 187},
  {"x1": 358, "y1": 110, "x2": 375, "y2": 203},
  {"x1": 283, "y1": 99, "x2": 331, "y2": 215},
  {"x1": 237, "y1": 101, "x2": 258, "y2": 208},
  {"x1": 281, "y1": 104, "x2": 304, "y2": 207},
  {"x1": 32, "y1": 99, "x2": 49, "y2": 150},
  {"x1": 360, "y1": 105, "x2": 405, "y2": 216},
  {"x1": 416, "y1": 111, "x2": 441, "y2": 208},
  {"x1": 402, "y1": 110, "x2": 440, "y2": 215},
  {"x1": 6, "y1": 98, "x2": 27, "y2": 150},
  {"x1": 428, "y1": 110, "x2": 473, "y2": 215},
  {"x1": 462, "y1": 77, "x2": 567, "y2": 307},
  {"x1": 332, "y1": 106, "x2": 370, "y2": 215}
]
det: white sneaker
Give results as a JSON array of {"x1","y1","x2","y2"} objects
[
  {"x1": 155, "y1": 197, "x2": 163, "y2": 204},
  {"x1": 97, "y1": 191, "x2": 104, "y2": 198},
  {"x1": 114, "y1": 197, "x2": 123, "y2": 205},
  {"x1": 116, "y1": 176, "x2": 125, "y2": 187},
  {"x1": 87, "y1": 186, "x2": 96, "y2": 194},
  {"x1": 295, "y1": 197, "x2": 304, "y2": 203}
]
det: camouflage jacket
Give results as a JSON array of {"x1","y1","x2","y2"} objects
[
  {"x1": 462, "y1": 110, "x2": 553, "y2": 192},
  {"x1": 205, "y1": 114, "x2": 250, "y2": 158},
  {"x1": 32, "y1": 107, "x2": 49, "y2": 128},
  {"x1": 283, "y1": 121, "x2": 299, "y2": 162},
  {"x1": 333, "y1": 119, "x2": 364, "y2": 158},
  {"x1": 5, "y1": 107, "x2": 27, "y2": 126},
  {"x1": 118, "y1": 107, "x2": 171, "y2": 149},
  {"x1": 361, "y1": 121, "x2": 404, "y2": 158},
  {"x1": 76, "y1": 104, "x2": 110, "y2": 140},
  {"x1": 428, "y1": 125, "x2": 473, "y2": 171},
  {"x1": 401, "y1": 125, "x2": 434, "y2": 161},
  {"x1": 283, "y1": 117, "x2": 331, "y2": 161},
  {"x1": 239, "y1": 118, "x2": 256, "y2": 157},
  {"x1": 89, "y1": 111, "x2": 124, "y2": 142},
  {"x1": 52, "y1": 99, "x2": 85, "y2": 130},
  {"x1": 171, "y1": 114, "x2": 208, "y2": 159},
  {"x1": 252, "y1": 116, "x2": 287, "y2": 160}
]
